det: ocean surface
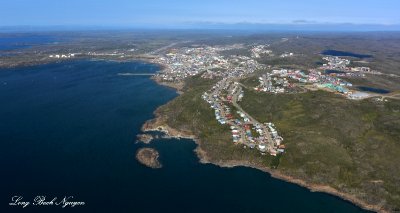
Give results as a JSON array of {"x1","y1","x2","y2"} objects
[
  {"x1": 0, "y1": 59, "x2": 370, "y2": 213},
  {"x1": 0, "y1": 34, "x2": 56, "y2": 51}
]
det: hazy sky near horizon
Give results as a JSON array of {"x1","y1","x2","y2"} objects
[{"x1": 1, "y1": 0, "x2": 399, "y2": 26}]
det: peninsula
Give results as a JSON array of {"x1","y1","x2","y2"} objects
[{"x1": 140, "y1": 34, "x2": 400, "y2": 213}]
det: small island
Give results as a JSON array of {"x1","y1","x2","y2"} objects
[
  {"x1": 135, "y1": 148, "x2": 162, "y2": 169},
  {"x1": 136, "y1": 133, "x2": 154, "y2": 144}
]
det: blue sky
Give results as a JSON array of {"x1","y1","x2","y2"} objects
[{"x1": 0, "y1": 0, "x2": 399, "y2": 26}]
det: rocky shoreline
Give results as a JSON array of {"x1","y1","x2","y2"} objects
[
  {"x1": 136, "y1": 133, "x2": 154, "y2": 144},
  {"x1": 211, "y1": 160, "x2": 387, "y2": 213},
  {"x1": 150, "y1": 76, "x2": 185, "y2": 94},
  {"x1": 141, "y1": 77, "x2": 387, "y2": 213},
  {"x1": 135, "y1": 148, "x2": 162, "y2": 169},
  {"x1": 141, "y1": 113, "x2": 386, "y2": 212}
]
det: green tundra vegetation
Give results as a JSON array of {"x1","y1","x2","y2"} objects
[
  {"x1": 157, "y1": 75, "x2": 400, "y2": 211},
  {"x1": 240, "y1": 88, "x2": 400, "y2": 210}
]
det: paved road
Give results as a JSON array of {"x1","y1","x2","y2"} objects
[
  {"x1": 148, "y1": 40, "x2": 191, "y2": 55},
  {"x1": 230, "y1": 83, "x2": 275, "y2": 150},
  {"x1": 148, "y1": 42, "x2": 179, "y2": 55},
  {"x1": 206, "y1": 78, "x2": 277, "y2": 152}
]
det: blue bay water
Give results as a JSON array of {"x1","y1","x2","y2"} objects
[{"x1": 0, "y1": 59, "x2": 369, "y2": 213}]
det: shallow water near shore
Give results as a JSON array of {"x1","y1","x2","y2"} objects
[{"x1": 0, "y1": 59, "x2": 370, "y2": 212}]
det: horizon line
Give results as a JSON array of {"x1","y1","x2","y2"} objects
[{"x1": 1, "y1": 22, "x2": 400, "y2": 33}]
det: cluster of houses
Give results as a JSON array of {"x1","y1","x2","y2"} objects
[
  {"x1": 321, "y1": 56, "x2": 378, "y2": 75},
  {"x1": 280, "y1": 52, "x2": 294, "y2": 58},
  {"x1": 251, "y1": 45, "x2": 273, "y2": 58},
  {"x1": 202, "y1": 77, "x2": 285, "y2": 156},
  {"x1": 267, "y1": 123, "x2": 285, "y2": 155},
  {"x1": 153, "y1": 46, "x2": 227, "y2": 81},
  {"x1": 255, "y1": 73, "x2": 290, "y2": 94},
  {"x1": 153, "y1": 45, "x2": 246, "y2": 81},
  {"x1": 152, "y1": 43, "x2": 384, "y2": 159},
  {"x1": 322, "y1": 56, "x2": 350, "y2": 70},
  {"x1": 49, "y1": 53, "x2": 77, "y2": 58},
  {"x1": 49, "y1": 51, "x2": 130, "y2": 59},
  {"x1": 152, "y1": 44, "x2": 266, "y2": 82},
  {"x1": 87, "y1": 51, "x2": 125, "y2": 57},
  {"x1": 263, "y1": 68, "x2": 354, "y2": 95},
  {"x1": 251, "y1": 65, "x2": 379, "y2": 100},
  {"x1": 200, "y1": 54, "x2": 263, "y2": 79},
  {"x1": 47, "y1": 44, "x2": 377, "y2": 103},
  {"x1": 255, "y1": 66, "x2": 379, "y2": 99}
]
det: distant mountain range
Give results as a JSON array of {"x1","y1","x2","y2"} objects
[
  {"x1": 1, "y1": 22, "x2": 400, "y2": 32},
  {"x1": 184, "y1": 22, "x2": 400, "y2": 31}
]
